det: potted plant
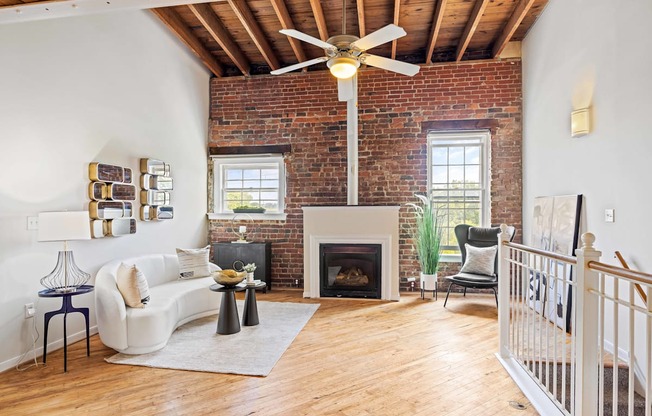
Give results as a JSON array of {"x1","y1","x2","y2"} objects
[
  {"x1": 243, "y1": 263, "x2": 257, "y2": 284},
  {"x1": 233, "y1": 205, "x2": 266, "y2": 214},
  {"x1": 407, "y1": 193, "x2": 443, "y2": 291}
]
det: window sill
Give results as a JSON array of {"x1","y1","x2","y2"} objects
[
  {"x1": 207, "y1": 213, "x2": 287, "y2": 221},
  {"x1": 440, "y1": 254, "x2": 462, "y2": 263}
]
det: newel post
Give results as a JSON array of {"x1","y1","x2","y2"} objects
[
  {"x1": 574, "y1": 232, "x2": 601, "y2": 416},
  {"x1": 497, "y1": 223, "x2": 511, "y2": 358}
]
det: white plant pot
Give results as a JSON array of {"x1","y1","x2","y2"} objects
[
  {"x1": 420, "y1": 272, "x2": 438, "y2": 291},
  {"x1": 247, "y1": 272, "x2": 254, "y2": 283}
]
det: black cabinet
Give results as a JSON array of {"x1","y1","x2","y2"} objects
[{"x1": 212, "y1": 242, "x2": 271, "y2": 291}]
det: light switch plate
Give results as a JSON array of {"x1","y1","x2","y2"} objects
[{"x1": 604, "y1": 209, "x2": 615, "y2": 223}]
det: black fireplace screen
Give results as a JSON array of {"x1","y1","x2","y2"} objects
[{"x1": 320, "y1": 244, "x2": 381, "y2": 299}]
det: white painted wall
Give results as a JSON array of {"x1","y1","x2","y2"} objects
[
  {"x1": 522, "y1": 0, "x2": 652, "y2": 376},
  {"x1": 522, "y1": 0, "x2": 652, "y2": 270},
  {"x1": 0, "y1": 11, "x2": 210, "y2": 370}
]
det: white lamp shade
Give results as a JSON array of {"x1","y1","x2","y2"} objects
[{"x1": 38, "y1": 211, "x2": 91, "y2": 242}]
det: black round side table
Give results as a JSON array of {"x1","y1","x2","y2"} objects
[
  {"x1": 38, "y1": 285, "x2": 93, "y2": 372},
  {"x1": 209, "y1": 284, "x2": 245, "y2": 335}
]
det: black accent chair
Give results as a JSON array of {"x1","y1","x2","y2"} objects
[{"x1": 443, "y1": 224, "x2": 516, "y2": 307}]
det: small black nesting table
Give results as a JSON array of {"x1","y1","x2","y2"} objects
[
  {"x1": 242, "y1": 281, "x2": 267, "y2": 326},
  {"x1": 38, "y1": 285, "x2": 93, "y2": 372}
]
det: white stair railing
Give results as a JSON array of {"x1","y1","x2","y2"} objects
[{"x1": 497, "y1": 225, "x2": 652, "y2": 416}]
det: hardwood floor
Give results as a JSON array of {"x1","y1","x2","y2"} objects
[{"x1": 0, "y1": 291, "x2": 538, "y2": 415}]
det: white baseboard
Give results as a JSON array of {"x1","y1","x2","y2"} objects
[{"x1": 0, "y1": 325, "x2": 98, "y2": 373}]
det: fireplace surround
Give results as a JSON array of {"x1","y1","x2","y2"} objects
[{"x1": 302, "y1": 206, "x2": 400, "y2": 301}]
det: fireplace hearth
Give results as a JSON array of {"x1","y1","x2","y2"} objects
[{"x1": 320, "y1": 243, "x2": 381, "y2": 299}]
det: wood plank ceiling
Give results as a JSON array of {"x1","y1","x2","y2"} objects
[{"x1": 1, "y1": 0, "x2": 548, "y2": 78}]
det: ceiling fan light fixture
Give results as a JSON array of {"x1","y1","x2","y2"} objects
[{"x1": 327, "y1": 56, "x2": 360, "y2": 79}]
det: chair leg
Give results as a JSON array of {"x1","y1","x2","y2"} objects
[
  {"x1": 463, "y1": 287, "x2": 467, "y2": 297},
  {"x1": 493, "y1": 287, "x2": 498, "y2": 308},
  {"x1": 444, "y1": 283, "x2": 454, "y2": 307}
]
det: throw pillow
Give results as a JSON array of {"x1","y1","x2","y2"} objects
[
  {"x1": 460, "y1": 244, "x2": 498, "y2": 276},
  {"x1": 177, "y1": 246, "x2": 211, "y2": 279},
  {"x1": 116, "y1": 263, "x2": 151, "y2": 308}
]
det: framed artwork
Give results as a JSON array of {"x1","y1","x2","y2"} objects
[{"x1": 528, "y1": 195, "x2": 582, "y2": 332}]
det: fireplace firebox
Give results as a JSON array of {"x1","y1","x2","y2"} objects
[{"x1": 320, "y1": 244, "x2": 381, "y2": 299}]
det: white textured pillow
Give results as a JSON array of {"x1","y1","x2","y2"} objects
[
  {"x1": 177, "y1": 246, "x2": 211, "y2": 279},
  {"x1": 116, "y1": 263, "x2": 150, "y2": 308},
  {"x1": 460, "y1": 244, "x2": 498, "y2": 276}
]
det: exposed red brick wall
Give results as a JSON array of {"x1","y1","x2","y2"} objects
[{"x1": 208, "y1": 60, "x2": 522, "y2": 290}]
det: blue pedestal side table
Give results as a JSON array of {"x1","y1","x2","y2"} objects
[{"x1": 38, "y1": 284, "x2": 93, "y2": 372}]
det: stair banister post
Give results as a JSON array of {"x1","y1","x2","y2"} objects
[
  {"x1": 575, "y1": 232, "x2": 601, "y2": 416},
  {"x1": 498, "y1": 223, "x2": 511, "y2": 358}
]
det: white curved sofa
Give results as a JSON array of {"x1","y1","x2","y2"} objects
[{"x1": 95, "y1": 254, "x2": 220, "y2": 355}]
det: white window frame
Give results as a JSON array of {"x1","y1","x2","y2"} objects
[
  {"x1": 427, "y1": 130, "x2": 490, "y2": 262},
  {"x1": 208, "y1": 154, "x2": 287, "y2": 220}
]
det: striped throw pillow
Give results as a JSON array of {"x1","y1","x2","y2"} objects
[
  {"x1": 176, "y1": 246, "x2": 211, "y2": 279},
  {"x1": 116, "y1": 263, "x2": 151, "y2": 308}
]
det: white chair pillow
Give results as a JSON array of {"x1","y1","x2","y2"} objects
[
  {"x1": 176, "y1": 246, "x2": 211, "y2": 279},
  {"x1": 116, "y1": 263, "x2": 151, "y2": 308},
  {"x1": 460, "y1": 244, "x2": 498, "y2": 276}
]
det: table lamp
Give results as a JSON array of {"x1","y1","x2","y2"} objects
[{"x1": 38, "y1": 211, "x2": 91, "y2": 293}]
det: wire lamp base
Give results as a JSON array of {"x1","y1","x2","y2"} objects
[{"x1": 40, "y1": 250, "x2": 90, "y2": 293}]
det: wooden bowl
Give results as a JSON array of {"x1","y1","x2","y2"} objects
[{"x1": 212, "y1": 269, "x2": 246, "y2": 286}]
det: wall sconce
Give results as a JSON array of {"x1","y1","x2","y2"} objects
[{"x1": 571, "y1": 107, "x2": 591, "y2": 138}]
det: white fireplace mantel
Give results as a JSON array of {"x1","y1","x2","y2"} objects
[{"x1": 302, "y1": 206, "x2": 400, "y2": 301}]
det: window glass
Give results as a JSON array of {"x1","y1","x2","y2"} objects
[
  {"x1": 428, "y1": 131, "x2": 490, "y2": 255},
  {"x1": 213, "y1": 155, "x2": 285, "y2": 214}
]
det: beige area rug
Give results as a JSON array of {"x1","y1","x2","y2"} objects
[{"x1": 105, "y1": 301, "x2": 319, "y2": 376}]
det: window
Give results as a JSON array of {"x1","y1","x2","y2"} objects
[
  {"x1": 211, "y1": 155, "x2": 286, "y2": 219},
  {"x1": 428, "y1": 131, "x2": 490, "y2": 257}
]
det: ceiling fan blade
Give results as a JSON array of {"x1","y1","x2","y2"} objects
[
  {"x1": 362, "y1": 54, "x2": 420, "y2": 77},
  {"x1": 280, "y1": 29, "x2": 336, "y2": 53},
  {"x1": 338, "y1": 78, "x2": 354, "y2": 102},
  {"x1": 350, "y1": 24, "x2": 407, "y2": 51},
  {"x1": 270, "y1": 56, "x2": 328, "y2": 75}
]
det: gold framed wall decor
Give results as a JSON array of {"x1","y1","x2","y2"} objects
[{"x1": 88, "y1": 162, "x2": 137, "y2": 238}]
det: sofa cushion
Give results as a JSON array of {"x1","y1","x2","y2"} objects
[
  {"x1": 125, "y1": 293, "x2": 177, "y2": 349},
  {"x1": 176, "y1": 246, "x2": 211, "y2": 279}
]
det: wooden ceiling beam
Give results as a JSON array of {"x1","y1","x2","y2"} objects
[
  {"x1": 391, "y1": 0, "x2": 400, "y2": 60},
  {"x1": 492, "y1": 0, "x2": 535, "y2": 58},
  {"x1": 150, "y1": 7, "x2": 224, "y2": 77},
  {"x1": 228, "y1": 0, "x2": 280, "y2": 70},
  {"x1": 455, "y1": 0, "x2": 489, "y2": 62},
  {"x1": 188, "y1": 3, "x2": 250, "y2": 76},
  {"x1": 270, "y1": 0, "x2": 307, "y2": 64},
  {"x1": 356, "y1": 0, "x2": 366, "y2": 38},
  {"x1": 309, "y1": 0, "x2": 329, "y2": 41},
  {"x1": 425, "y1": 0, "x2": 447, "y2": 64}
]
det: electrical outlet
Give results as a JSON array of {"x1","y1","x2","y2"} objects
[
  {"x1": 24, "y1": 303, "x2": 35, "y2": 319},
  {"x1": 605, "y1": 209, "x2": 615, "y2": 223},
  {"x1": 27, "y1": 216, "x2": 39, "y2": 231},
  {"x1": 295, "y1": 279, "x2": 299, "y2": 286}
]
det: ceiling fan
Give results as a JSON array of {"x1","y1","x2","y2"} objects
[{"x1": 270, "y1": 1, "x2": 420, "y2": 101}]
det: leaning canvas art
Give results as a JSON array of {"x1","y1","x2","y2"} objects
[{"x1": 529, "y1": 195, "x2": 582, "y2": 331}]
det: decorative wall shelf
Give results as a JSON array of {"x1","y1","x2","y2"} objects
[
  {"x1": 88, "y1": 162, "x2": 137, "y2": 238},
  {"x1": 139, "y1": 158, "x2": 174, "y2": 221}
]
